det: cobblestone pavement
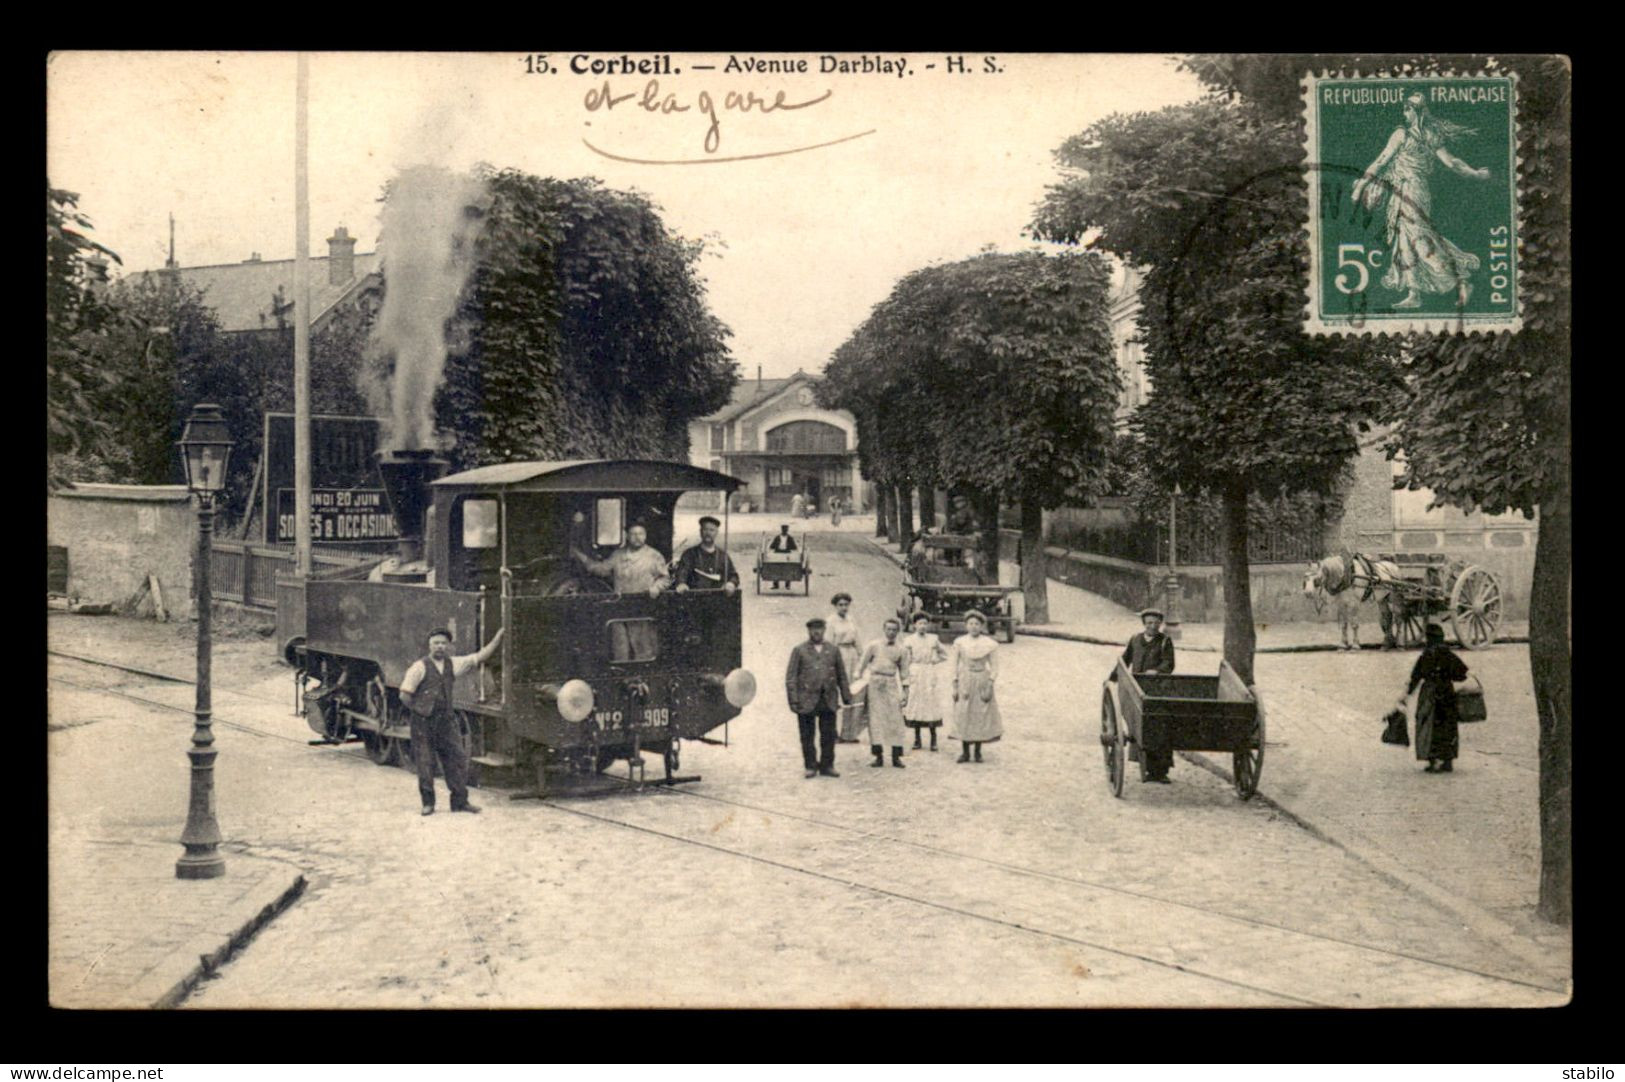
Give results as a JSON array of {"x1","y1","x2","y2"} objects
[{"x1": 47, "y1": 532, "x2": 1567, "y2": 1007}]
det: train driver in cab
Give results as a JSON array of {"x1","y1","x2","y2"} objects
[
  {"x1": 570, "y1": 522, "x2": 671, "y2": 597},
  {"x1": 673, "y1": 515, "x2": 739, "y2": 594}
]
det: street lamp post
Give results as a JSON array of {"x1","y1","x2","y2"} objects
[
  {"x1": 176, "y1": 403, "x2": 233, "y2": 880},
  {"x1": 1164, "y1": 483, "x2": 1183, "y2": 641}
]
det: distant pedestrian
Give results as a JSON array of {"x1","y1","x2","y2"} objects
[
  {"x1": 786, "y1": 617, "x2": 852, "y2": 778},
  {"x1": 826, "y1": 592, "x2": 863, "y2": 742},
  {"x1": 902, "y1": 611, "x2": 948, "y2": 750},
  {"x1": 950, "y1": 610, "x2": 1002, "y2": 762},
  {"x1": 1109, "y1": 608, "x2": 1177, "y2": 782},
  {"x1": 829, "y1": 495, "x2": 843, "y2": 526},
  {"x1": 790, "y1": 492, "x2": 805, "y2": 520},
  {"x1": 1402, "y1": 623, "x2": 1470, "y2": 774},
  {"x1": 399, "y1": 625, "x2": 504, "y2": 815},
  {"x1": 857, "y1": 617, "x2": 912, "y2": 768}
]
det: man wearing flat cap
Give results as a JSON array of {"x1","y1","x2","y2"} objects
[
  {"x1": 1110, "y1": 608, "x2": 1178, "y2": 782},
  {"x1": 786, "y1": 616, "x2": 852, "y2": 778},
  {"x1": 672, "y1": 515, "x2": 739, "y2": 594}
]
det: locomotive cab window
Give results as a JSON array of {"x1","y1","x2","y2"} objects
[
  {"x1": 594, "y1": 498, "x2": 624, "y2": 547},
  {"x1": 462, "y1": 499, "x2": 498, "y2": 548},
  {"x1": 608, "y1": 618, "x2": 658, "y2": 663}
]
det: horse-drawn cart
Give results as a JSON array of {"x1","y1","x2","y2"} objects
[
  {"x1": 1099, "y1": 659, "x2": 1264, "y2": 799},
  {"x1": 897, "y1": 533, "x2": 1017, "y2": 643},
  {"x1": 1307, "y1": 551, "x2": 1504, "y2": 649},
  {"x1": 755, "y1": 531, "x2": 810, "y2": 594}
]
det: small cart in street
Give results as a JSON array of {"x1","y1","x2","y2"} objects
[
  {"x1": 755, "y1": 530, "x2": 811, "y2": 594},
  {"x1": 897, "y1": 533, "x2": 1017, "y2": 643},
  {"x1": 1099, "y1": 658, "x2": 1264, "y2": 800}
]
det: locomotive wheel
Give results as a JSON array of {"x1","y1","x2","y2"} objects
[
  {"x1": 362, "y1": 683, "x2": 399, "y2": 766},
  {"x1": 1100, "y1": 687, "x2": 1125, "y2": 799},
  {"x1": 1233, "y1": 689, "x2": 1266, "y2": 801},
  {"x1": 1449, "y1": 565, "x2": 1502, "y2": 650}
]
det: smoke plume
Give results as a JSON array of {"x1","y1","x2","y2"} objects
[{"x1": 368, "y1": 166, "x2": 486, "y2": 450}]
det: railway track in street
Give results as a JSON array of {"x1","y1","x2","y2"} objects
[{"x1": 49, "y1": 647, "x2": 1567, "y2": 1006}]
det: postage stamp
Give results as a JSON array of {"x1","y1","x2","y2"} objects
[{"x1": 1304, "y1": 73, "x2": 1520, "y2": 335}]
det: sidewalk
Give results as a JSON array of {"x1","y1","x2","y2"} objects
[
  {"x1": 48, "y1": 619, "x2": 308, "y2": 1009},
  {"x1": 865, "y1": 533, "x2": 1569, "y2": 980}
]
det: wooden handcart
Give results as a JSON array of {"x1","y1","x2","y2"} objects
[
  {"x1": 1099, "y1": 658, "x2": 1265, "y2": 800},
  {"x1": 755, "y1": 530, "x2": 810, "y2": 595}
]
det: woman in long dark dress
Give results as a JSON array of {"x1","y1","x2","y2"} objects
[{"x1": 1403, "y1": 623, "x2": 1470, "y2": 773}]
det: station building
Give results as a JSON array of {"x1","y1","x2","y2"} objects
[{"x1": 686, "y1": 370, "x2": 868, "y2": 514}]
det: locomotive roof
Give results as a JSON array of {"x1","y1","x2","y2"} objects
[{"x1": 433, "y1": 459, "x2": 745, "y2": 493}]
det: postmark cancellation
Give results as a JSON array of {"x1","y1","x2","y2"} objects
[{"x1": 1304, "y1": 72, "x2": 1520, "y2": 336}]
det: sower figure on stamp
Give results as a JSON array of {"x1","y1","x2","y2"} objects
[
  {"x1": 399, "y1": 625, "x2": 504, "y2": 816},
  {"x1": 786, "y1": 617, "x2": 852, "y2": 779},
  {"x1": 1352, "y1": 91, "x2": 1492, "y2": 310},
  {"x1": 1109, "y1": 608, "x2": 1177, "y2": 782},
  {"x1": 857, "y1": 617, "x2": 912, "y2": 769}
]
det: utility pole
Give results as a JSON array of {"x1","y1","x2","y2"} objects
[{"x1": 293, "y1": 53, "x2": 313, "y2": 577}]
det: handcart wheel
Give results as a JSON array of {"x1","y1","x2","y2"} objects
[
  {"x1": 755, "y1": 567, "x2": 763, "y2": 595},
  {"x1": 1101, "y1": 687, "x2": 1125, "y2": 798},
  {"x1": 1449, "y1": 565, "x2": 1502, "y2": 650},
  {"x1": 1233, "y1": 687, "x2": 1266, "y2": 800}
]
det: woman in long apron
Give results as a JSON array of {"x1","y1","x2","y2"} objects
[
  {"x1": 901, "y1": 611, "x2": 948, "y2": 750},
  {"x1": 857, "y1": 618, "x2": 911, "y2": 768},
  {"x1": 950, "y1": 610, "x2": 1003, "y2": 762},
  {"x1": 1403, "y1": 622, "x2": 1470, "y2": 773},
  {"x1": 827, "y1": 593, "x2": 864, "y2": 742}
]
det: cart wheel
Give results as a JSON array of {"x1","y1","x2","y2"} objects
[
  {"x1": 1449, "y1": 565, "x2": 1502, "y2": 650},
  {"x1": 803, "y1": 569, "x2": 811, "y2": 596},
  {"x1": 755, "y1": 568, "x2": 763, "y2": 595},
  {"x1": 1233, "y1": 688, "x2": 1266, "y2": 800},
  {"x1": 1395, "y1": 603, "x2": 1428, "y2": 648},
  {"x1": 1101, "y1": 687, "x2": 1125, "y2": 798},
  {"x1": 997, "y1": 620, "x2": 1015, "y2": 645}
]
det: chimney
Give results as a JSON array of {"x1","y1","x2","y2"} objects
[
  {"x1": 757, "y1": 365, "x2": 763, "y2": 397},
  {"x1": 244, "y1": 252, "x2": 262, "y2": 263},
  {"x1": 374, "y1": 448, "x2": 450, "y2": 577},
  {"x1": 327, "y1": 225, "x2": 357, "y2": 286}
]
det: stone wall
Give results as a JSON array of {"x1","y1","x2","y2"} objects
[{"x1": 47, "y1": 484, "x2": 195, "y2": 614}]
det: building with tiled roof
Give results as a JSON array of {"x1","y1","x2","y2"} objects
[
  {"x1": 138, "y1": 226, "x2": 380, "y2": 336},
  {"x1": 686, "y1": 368, "x2": 869, "y2": 513}
]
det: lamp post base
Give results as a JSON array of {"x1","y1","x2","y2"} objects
[
  {"x1": 176, "y1": 851, "x2": 226, "y2": 879},
  {"x1": 1163, "y1": 573, "x2": 1184, "y2": 641}
]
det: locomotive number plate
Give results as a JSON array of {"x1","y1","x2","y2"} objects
[{"x1": 593, "y1": 707, "x2": 670, "y2": 728}]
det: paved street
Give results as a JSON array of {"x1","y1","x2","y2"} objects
[{"x1": 48, "y1": 528, "x2": 1567, "y2": 1008}]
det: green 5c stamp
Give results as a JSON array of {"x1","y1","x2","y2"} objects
[{"x1": 1305, "y1": 73, "x2": 1520, "y2": 335}]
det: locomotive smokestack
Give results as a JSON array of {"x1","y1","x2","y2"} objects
[{"x1": 375, "y1": 448, "x2": 449, "y2": 566}]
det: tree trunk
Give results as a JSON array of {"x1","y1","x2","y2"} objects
[
  {"x1": 977, "y1": 489, "x2": 1001, "y2": 584},
  {"x1": 874, "y1": 485, "x2": 890, "y2": 539},
  {"x1": 1219, "y1": 477, "x2": 1256, "y2": 685},
  {"x1": 883, "y1": 485, "x2": 899, "y2": 543},
  {"x1": 1531, "y1": 485, "x2": 1572, "y2": 925},
  {"x1": 1020, "y1": 495, "x2": 1049, "y2": 625},
  {"x1": 896, "y1": 483, "x2": 915, "y2": 552}
]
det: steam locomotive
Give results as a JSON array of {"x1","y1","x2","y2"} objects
[{"x1": 291, "y1": 451, "x2": 758, "y2": 793}]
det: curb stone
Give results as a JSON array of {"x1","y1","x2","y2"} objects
[{"x1": 150, "y1": 866, "x2": 307, "y2": 1008}]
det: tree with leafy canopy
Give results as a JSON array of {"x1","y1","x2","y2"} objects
[
  {"x1": 1032, "y1": 97, "x2": 1400, "y2": 683},
  {"x1": 1182, "y1": 52, "x2": 1571, "y2": 925},
  {"x1": 823, "y1": 251, "x2": 1118, "y2": 624},
  {"x1": 433, "y1": 169, "x2": 737, "y2": 469},
  {"x1": 47, "y1": 182, "x2": 125, "y2": 489}
]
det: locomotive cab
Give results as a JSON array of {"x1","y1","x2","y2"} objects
[{"x1": 300, "y1": 459, "x2": 756, "y2": 793}]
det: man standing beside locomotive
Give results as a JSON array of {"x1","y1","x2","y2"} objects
[
  {"x1": 786, "y1": 617, "x2": 852, "y2": 779},
  {"x1": 1110, "y1": 608, "x2": 1177, "y2": 783},
  {"x1": 570, "y1": 523, "x2": 671, "y2": 597},
  {"x1": 672, "y1": 515, "x2": 739, "y2": 594},
  {"x1": 399, "y1": 625, "x2": 505, "y2": 816}
]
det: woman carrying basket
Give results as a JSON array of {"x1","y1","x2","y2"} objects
[{"x1": 1400, "y1": 623, "x2": 1471, "y2": 774}]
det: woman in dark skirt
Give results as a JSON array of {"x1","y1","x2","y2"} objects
[{"x1": 1402, "y1": 623, "x2": 1470, "y2": 773}]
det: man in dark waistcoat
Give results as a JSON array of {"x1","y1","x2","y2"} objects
[
  {"x1": 672, "y1": 515, "x2": 740, "y2": 594},
  {"x1": 399, "y1": 625, "x2": 504, "y2": 816},
  {"x1": 785, "y1": 617, "x2": 852, "y2": 779},
  {"x1": 1110, "y1": 608, "x2": 1177, "y2": 783}
]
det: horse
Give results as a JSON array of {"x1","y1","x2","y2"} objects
[{"x1": 1303, "y1": 552, "x2": 1404, "y2": 650}]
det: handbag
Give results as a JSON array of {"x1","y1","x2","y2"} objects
[
  {"x1": 1380, "y1": 708, "x2": 1410, "y2": 746},
  {"x1": 1454, "y1": 675, "x2": 1487, "y2": 722},
  {"x1": 838, "y1": 682, "x2": 869, "y2": 740}
]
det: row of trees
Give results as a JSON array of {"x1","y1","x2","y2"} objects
[
  {"x1": 819, "y1": 249, "x2": 1119, "y2": 625},
  {"x1": 46, "y1": 170, "x2": 741, "y2": 524}
]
